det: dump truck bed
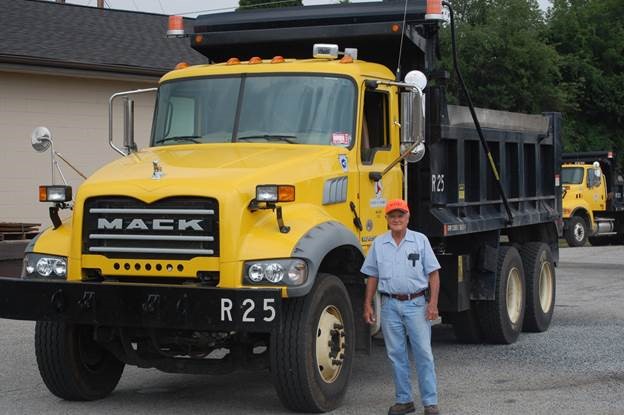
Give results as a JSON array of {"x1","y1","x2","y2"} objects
[{"x1": 408, "y1": 104, "x2": 562, "y2": 237}]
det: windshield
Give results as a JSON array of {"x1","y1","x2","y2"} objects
[
  {"x1": 152, "y1": 75, "x2": 356, "y2": 147},
  {"x1": 561, "y1": 167, "x2": 584, "y2": 185}
]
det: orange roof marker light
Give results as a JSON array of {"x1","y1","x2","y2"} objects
[
  {"x1": 339, "y1": 55, "x2": 353, "y2": 64},
  {"x1": 425, "y1": 0, "x2": 444, "y2": 21},
  {"x1": 271, "y1": 56, "x2": 285, "y2": 64},
  {"x1": 248, "y1": 56, "x2": 263, "y2": 64},
  {"x1": 174, "y1": 62, "x2": 190, "y2": 70},
  {"x1": 167, "y1": 15, "x2": 186, "y2": 38},
  {"x1": 226, "y1": 57, "x2": 241, "y2": 65}
]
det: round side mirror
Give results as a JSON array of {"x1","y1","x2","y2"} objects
[
  {"x1": 31, "y1": 126, "x2": 52, "y2": 152},
  {"x1": 402, "y1": 142, "x2": 426, "y2": 163}
]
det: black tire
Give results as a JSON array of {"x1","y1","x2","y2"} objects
[
  {"x1": 271, "y1": 274, "x2": 355, "y2": 413},
  {"x1": 565, "y1": 216, "x2": 588, "y2": 247},
  {"x1": 478, "y1": 246, "x2": 525, "y2": 344},
  {"x1": 35, "y1": 321, "x2": 124, "y2": 401},
  {"x1": 450, "y1": 307, "x2": 483, "y2": 344},
  {"x1": 520, "y1": 243, "x2": 556, "y2": 332}
]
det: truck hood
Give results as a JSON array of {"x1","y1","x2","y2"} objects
[{"x1": 79, "y1": 143, "x2": 346, "y2": 201}]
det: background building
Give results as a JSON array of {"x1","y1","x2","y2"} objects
[{"x1": 0, "y1": 0, "x2": 207, "y2": 226}]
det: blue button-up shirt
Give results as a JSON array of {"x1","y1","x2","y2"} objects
[{"x1": 360, "y1": 229, "x2": 441, "y2": 294}]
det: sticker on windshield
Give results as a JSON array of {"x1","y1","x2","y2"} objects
[{"x1": 331, "y1": 132, "x2": 351, "y2": 146}]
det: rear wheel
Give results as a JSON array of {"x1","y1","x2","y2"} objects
[
  {"x1": 520, "y1": 243, "x2": 556, "y2": 332},
  {"x1": 35, "y1": 321, "x2": 124, "y2": 401},
  {"x1": 478, "y1": 246, "x2": 525, "y2": 344},
  {"x1": 565, "y1": 216, "x2": 588, "y2": 247},
  {"x1": 271, "y1": 274, "x2": 355, "y2": 412}
]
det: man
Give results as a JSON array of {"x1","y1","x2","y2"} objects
[{"x1": 361, "y1": 198, "x2": 441, "y2": 415}]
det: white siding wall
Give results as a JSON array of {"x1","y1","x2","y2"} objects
[{"x1": 0, "y1": 71, "x2": 157, "y2": 226}]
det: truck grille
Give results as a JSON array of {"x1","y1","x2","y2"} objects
[{"x1": 83, "y1": 197, "x2": 219, "y2": 259}]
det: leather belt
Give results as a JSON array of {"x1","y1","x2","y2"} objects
[{"x1": 381, "y1": 291, "x2": 425, "y2": 301}]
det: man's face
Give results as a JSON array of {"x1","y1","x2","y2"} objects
[{"x1": 385, "y1": 210, "x2": 409, "y2": 232}]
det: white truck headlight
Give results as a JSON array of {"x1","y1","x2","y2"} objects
[
  {"x1": 244, "y1": 259, "x2": 307, "y2": 286},
  {"x1": 23, "y1": 253, "x2": 67, "y2": 279},
  {"x1": 39, "y1": 185, "x2": 72, "y2": 202}
]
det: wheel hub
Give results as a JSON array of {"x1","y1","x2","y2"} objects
[
  {"x1": 506, "y1": 267, "x2": 522, "y2": 324},
  {"x1": 574, "y1": 222, "x2": 585, "y2": 241},
  {"x1": 315, "y1": 305, "x2": 346, "y2": 383},
  {"x1": 538, "y1": 258, "x2": 554, "y2": 313}
]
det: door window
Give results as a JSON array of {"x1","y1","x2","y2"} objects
[{"x1": 361, "y1": 91, "x2": 390, "y2": 164}]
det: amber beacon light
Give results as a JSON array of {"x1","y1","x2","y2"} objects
[
  {"x1": 425, "y1": 0, "x2": 444, "y2": 20},
  {"x1": 167, "y1": 15, "x2": 185, "y2": 38}
]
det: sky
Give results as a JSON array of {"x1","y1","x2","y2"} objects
[{"x1": 58, "y1": 0, "x2": 551, "y2": 16}]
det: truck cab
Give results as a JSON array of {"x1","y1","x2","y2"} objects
[{"x1": 562, "y1": 151, "x2": 624, "y2": 246}]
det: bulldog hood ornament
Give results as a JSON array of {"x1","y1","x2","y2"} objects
[{"x1": 152, "y1": 159, "x2": 164, "y2": 179}]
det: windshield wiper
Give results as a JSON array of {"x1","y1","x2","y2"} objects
[
  {"x1": 157, "y1": 135, "x2": 201, "y2": 144},
  {"x1": 237, "y1": 134, "x2": 298, "y2": 144}
]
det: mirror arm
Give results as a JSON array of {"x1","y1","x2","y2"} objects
[
  {"x1": 55, "y1": 152, "x2": 87, "y2": 180},
  {"x1": 368, "y1": 140, "x2": 421, "y2": 182}
]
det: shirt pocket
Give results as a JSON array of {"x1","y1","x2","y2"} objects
[
  {"x1": 378, "y1": 258, "x2": 393, "y2": 280},
  {"x1": 404, "y1": 252, "x2": 423, "y2": 280}
]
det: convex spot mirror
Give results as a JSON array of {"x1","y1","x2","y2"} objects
[{"x1": 31, "y1": 126, "x2": 52, "y2": 152}]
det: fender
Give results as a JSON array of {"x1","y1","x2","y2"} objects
[
  {"x1": 27, "y1": 220, "x2": 76, "y2": 278},
  {"x1": 565, "y1": 207, "x2": 594, "y2": 232},
  {"x1": 28, "y1": 221, "x2": 71, "y2": 257},
  {"x1": 288, "y1": 220, "x2": 363, "y2": 297}
]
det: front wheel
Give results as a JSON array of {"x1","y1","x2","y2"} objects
[
  {"x1": 35, "y1": 322, "x2": 124, "y2": 401},
  {"x1": 565, "y1": 216, "x2": 588, "y2": 247},
  {"x1": 271, "y1": 273, "x2": 355, "y2": 413}
]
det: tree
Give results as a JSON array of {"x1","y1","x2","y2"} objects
[
  {"x1": 439, "y1": 0, "x2": 571, "y2": 114},
  {"x1": 238, "y1": 0, "x2": 302, "y2": 9},
  {"x1": 546, "y1": 0, "x2": 624, "y2": 161}
]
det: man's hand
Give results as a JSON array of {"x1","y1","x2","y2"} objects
[
  {"x1": 363, "y1": 303, "x2": 376, "y2": 325},
  {"x1": 363, "y1": 276, "x2": 378, "y2": 325},
  {"x1": 426, "y1": 302, "x2": 439, "y2": 321}
]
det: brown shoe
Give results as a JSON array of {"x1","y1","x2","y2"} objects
[
  {"x1": 424, "y1": 405, "x2": 440, "y2": 415},
  {"x1": 388, "y1": 402, "x2": 415, "y2": 415}
]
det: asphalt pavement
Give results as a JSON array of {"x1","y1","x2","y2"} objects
[{"x1": 1, "y1": 246, "x2": 623, "y2": 414}]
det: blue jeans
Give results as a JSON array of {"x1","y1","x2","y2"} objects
[{"x1": 380, "y1": 295, "x2": 438, "y2": 406}]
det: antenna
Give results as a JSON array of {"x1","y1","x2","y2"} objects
[{"x1": 395, "y1": 0, "x2": 409, "y2": 81}]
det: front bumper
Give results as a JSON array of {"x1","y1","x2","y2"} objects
[{"x1": 0, "y1": 278, "x2": 281, "y2": 332}]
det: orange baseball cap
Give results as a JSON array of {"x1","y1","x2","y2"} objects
[{"x1": 385, "y1": 199, "x2": 410, "y2": 214}]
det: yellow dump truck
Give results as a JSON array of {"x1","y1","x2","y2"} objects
[
  {"x1": 0, "y1": 2, "x2": 563, "y2": 412},
  {"x1": 562, "y1": 151, "x2": 624, "y2": 246}
]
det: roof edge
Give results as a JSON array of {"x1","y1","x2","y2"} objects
[{"x1": 0, "y1": 54, "x2": 171, "y2": 77}]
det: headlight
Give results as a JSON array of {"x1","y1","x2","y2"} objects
[
  {"x1": 22, "y1": 253, "x2": 67, "y2": 279},
  {"x1": 38, "y1": 185, "x2": 72, "y2": 202},
  {"x1": 244, "y1": 259, "x2": 308, "y2": 286},
  {"x1": 255, "y1": 185, "x2": 295, "y2": 203}
]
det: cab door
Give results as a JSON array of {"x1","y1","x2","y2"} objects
[
  {"x1": 357, "y1": 85, "x2": 402, "y2": 251},
  {"x1": 586, "y1": 167, "x2": 606, "y2": 212}
]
